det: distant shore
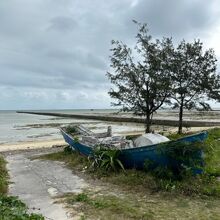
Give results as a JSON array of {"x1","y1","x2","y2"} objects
[{"x1": 17, "y1": 110, "x2": 220, "y2": 127}]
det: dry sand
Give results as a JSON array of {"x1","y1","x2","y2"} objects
[{"x1": 0, "y1": 139, "x2": 66, "y2": 152}]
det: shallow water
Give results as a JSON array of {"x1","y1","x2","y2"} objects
[
  {"x1": 0, "y1": 109, "x2": 146, "y2": 145},
  {"x1": 0, "y1": 109, "x2": 115, "y2": 144},
  {"x1": 1, "y1": 109, "x2": 219, "y2": 145}
]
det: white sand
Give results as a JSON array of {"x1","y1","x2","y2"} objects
[{"x1": 0, "y1": 139, "x2": 66, "y2": 152}]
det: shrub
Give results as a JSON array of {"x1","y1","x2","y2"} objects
[
  {"x1": 66, "y1": 126, "x2": 78, "y2": 135},
  {"x1": 0, "y1": 195, "x2": 44, "y2": 219},
  {"x1": 64, "y1": 146, "x2": 73, "y2": 154},
  {"x1": 144, "y1": 140, "x2": 205, "y2": 180},
  {"x1": 89, "y1": 147, "x2": 125, "y2": 172},
  {"x1": 0, "y1": 156, "x2": 8, "y2": 194}
]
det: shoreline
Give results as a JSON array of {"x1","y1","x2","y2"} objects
[
  {"x1": 1, "y1": 125, "x2": 218, "y2": 153},
  {"x1": 0, "y1": 138, "x2": 66, "y2": 153}
]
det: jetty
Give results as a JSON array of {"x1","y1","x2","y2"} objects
[{"x1": 17, "y1": 111, "x2": 220, "y2": 127}]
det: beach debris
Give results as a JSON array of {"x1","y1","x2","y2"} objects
[
  {"x1": 65, "y1": 124, "x2": 169, "y2": 150},
  {"x1": 134, "y1": 133, "x2": 170, "y2": 148}
]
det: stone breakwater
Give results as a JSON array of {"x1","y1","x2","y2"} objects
[{"x1": 17, "y1": 111, "x2": 220, "y2": 127}]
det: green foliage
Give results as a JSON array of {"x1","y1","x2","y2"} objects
[
  {"x1": 0, "y1": 195, "x2": 44, "y2": 220},
  {"x1": 167, "y1": 132, "x2": 191, "y2": 140},
  {"x1": 144, "y1": 162, "x2": 174, "y2": 180},
  {"x1": 142, "y1": 129, "x2": 220, "y2": 196},
  {"x1": 144, "y1": 140, "x2": 205, "y2": 180},
  {"x1": 204, "y1": 128, "x2": 220, "y2": 176},
  {"x1": 73, "y1": 136, "x2": 79, "y2": 143},
  {"x1": 169, "y1": 40, "x2": 220, "y2": 134},
  {"x1": 161, "y1": 140, "x2": 204, "y2": 167},
  {"x1": 153, "y1": 173, "x2": 220, "y2": 197},
  {"x1": 36, "y1": 150, "x2": 89, "y2": 172},
  {"x1": 73, "y1": 193, "x2": 89, "y2": 202},
  {"x1": 107, "y1": 21, "x2": 173, "y2": 133},
  {"x1": 66, "y1": 125, "x2": 78, "y2": 135},
  {"x1": 63, "y1": 145, "x2": 73, "y2": 155},
  {"x1": 38, "y1": 128, "x2": 220, "y2": 198},
  {"x1": 0, "y1": 156, "x2": 8, "y2": 194},
  {"x1": 66, "y1": 191, "x2": 154, "y2": 220},
  {"x1": 107, "y1": 21, "x2": 220, "y2": 134},
  {"x1": 68, "y1": 192, "x2": 108, "y2": 209},
  {"x1": 206, "y1": 127, "x2": 220, "y2": 143},
  {"x1": 89, "y1": 147, "x2": 125, "y2": 172},
  {"x1": 177, "y1": 174, "x2": 220, "y2": 197}
]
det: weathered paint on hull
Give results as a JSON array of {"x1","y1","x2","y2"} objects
[{"x1": 60, "y1": 129, "x2": 208, "y2": 171}]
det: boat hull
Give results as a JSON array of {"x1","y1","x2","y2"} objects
[{"x1": 60, "y1": 129, "x2": 208, "y2": 171}]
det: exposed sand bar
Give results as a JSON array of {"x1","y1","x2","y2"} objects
[{"x1": 17, "y1": 111, "x2": 220, "y2": 127}]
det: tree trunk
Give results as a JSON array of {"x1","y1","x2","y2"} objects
[
  {"x1": 145, "y1": 113, "x2": 151, "y2": 133},
  {"x1": 178, "y1": 103, "x2": 184, "y2": 134}
]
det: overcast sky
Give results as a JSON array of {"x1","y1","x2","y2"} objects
[{"x1": 0, "y1": 0, "x2": 220, "y2": 110}]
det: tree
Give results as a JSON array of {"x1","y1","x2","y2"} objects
[
  {"x1": 170, "y1": 40, "x2": 220, "y2": 134},
  {"x1": 107, "y1": 22, "x2": 173, "y2": 133}
]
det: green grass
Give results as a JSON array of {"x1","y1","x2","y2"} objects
[
  {"x1": 65, "y1": 191, "x2": 154, "y2": 220},
  {"x1": 0, "y1": 155, "x2": 8, "y2": 195},
  {"x1": 0, "y1": 155, "x2": 44, "y2": 220},
  {"x1": 64, "y1": 190, "x2": 220, "y2": 220},
  {"x1": 38, "y1": 128, "x2": 220, "y2": 197},
  {"x1": 36, "y1": 128, "x2": 220, "y2": 219},
  {"x1": 37, "y1": 148, "x2": 89, "y2": 171},
  {"x1": 204, "y1": 128, "x2": 220, "y2": 176}
]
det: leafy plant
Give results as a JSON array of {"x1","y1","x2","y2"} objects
[
  {"x1": 74, "y1": 136, "x2": 79, "y2": 143},
  {"x1": 64, "y1": 145, "x2": 73, "y2": 154},
  {"x1": 66, "y1": 125, "x2": 78, "y2": 135},
  {"x1": 74, "y1": 193, "x2": 89, "y2": 202},
  {"x1": 37, "y1": 129, "x2": 220, "y2": 198},
  {"x1": 0, "y1": 156, "x2": 8, "y2": 194},
  {"x1": 89, "y1": 147, "x2": 125, "y2": 172},
  {"x1": 144, "y1": 140, "x2": 205, "y2": 180},
  {"x1": 0, "y1": 195, "x2": 44, "y2": 220}
]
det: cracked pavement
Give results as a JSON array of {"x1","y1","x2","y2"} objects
[{"x1": 5, "y1": 149, "x2": 87, "y2": 220}]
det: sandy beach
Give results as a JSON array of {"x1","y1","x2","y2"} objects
[{"x1": 0, "y1": 139, "x2": 66, "y2": 152}]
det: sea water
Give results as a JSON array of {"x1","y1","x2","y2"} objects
[
  {"x1": 1, "y1": 108, "x2": 219, "y2": 145},
  {"x1": 0, "y1": 109, "x2": 115, "y2": 145}
]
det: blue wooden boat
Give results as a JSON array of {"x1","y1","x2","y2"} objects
[{"x1": 60, "y1": 128, "x2": 208, "y2": 170}]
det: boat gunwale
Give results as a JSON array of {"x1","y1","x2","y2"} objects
[{"x1": 59, "y1": 127, "x2": 208, "y2": 154}]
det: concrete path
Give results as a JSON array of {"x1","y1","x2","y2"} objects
[{"x1": 6, "y1": 150, "x2": 87, "y2": 220}]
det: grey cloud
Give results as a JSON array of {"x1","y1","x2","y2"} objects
[
  {"x1": 129, "y1": 0, "x2": 219, "y2": 38},
  {"x1": 48, "y1": 16, "x2": 77, "y2": 32},
  {"x1": 0, "y1": 0, "x2": 219, "y2": 109}
]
